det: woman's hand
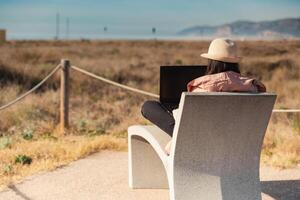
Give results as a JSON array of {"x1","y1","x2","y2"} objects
[{"x1": 165, "y1": 140, "x2": 172, "y2": 155}]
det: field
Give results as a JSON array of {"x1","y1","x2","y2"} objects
[{"x1": 0, "y1": 40, "x2": 300, "y2": 188}]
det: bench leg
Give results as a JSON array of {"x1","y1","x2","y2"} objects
[{"x1": 128, "y1": 135, "x2": 169, "y2": 189}]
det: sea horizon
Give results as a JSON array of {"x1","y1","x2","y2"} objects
[{"x1": 5, "y1": 34, "x2": 300, "y2": 41}]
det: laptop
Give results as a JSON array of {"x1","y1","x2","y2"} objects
[{"x1": 159, "y1": 65, "x2": 207, "y2": 111}]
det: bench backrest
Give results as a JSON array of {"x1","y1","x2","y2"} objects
[{"x1": 169, "y1": 92, "x2": 276, "y2": 199}]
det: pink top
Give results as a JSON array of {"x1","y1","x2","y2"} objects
[{"x1": 187, "y1": 71, "x2": 266, "y2": 93}]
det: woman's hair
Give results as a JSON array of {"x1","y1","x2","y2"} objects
[{"x1": 206, "y1": 59, "x2": 240, "y2": 75}]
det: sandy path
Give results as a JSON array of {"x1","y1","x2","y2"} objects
[{"x1": 0, "y1": 151, "x2": 299, "y2": 200}]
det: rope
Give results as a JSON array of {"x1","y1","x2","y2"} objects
[
  {"x1": 71, "y1": 65, "x2": 300, "y2": 113},
  {"x1": 272, "y1": 109, "x2": 300, "y2": 113},
  {"x1": 70, "y1": 65, "x2": 159, "y2": 98},
  {"x1": 0, "y1": 64, "x2": 61, "y2": 111},
  {"x1": 1, "y1": 63, "x2": 298, "y2": 113}
]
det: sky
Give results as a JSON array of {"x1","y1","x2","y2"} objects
[{"x1": 0, "y1": 0, "x2": 300, "y2": 39}]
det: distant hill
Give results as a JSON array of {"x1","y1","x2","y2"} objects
[{"x1": 178, "y1": 18, "x2": 300, "y2": 39}]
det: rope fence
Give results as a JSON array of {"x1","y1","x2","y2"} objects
[
  {"x1": 70, "y1": 65, "x2": 300, "y2": 113},
  {"x1": 272, "y1": 109, "x2": 300, "y2": 113},
  {"x1": 0, "y1": 59, "x2": 299, "y2": 133},
  {"x1": 71, "y1": 65, "x2": 159, "y2": 98},
  {"x1": 0, "y1": 64, "x2": 61, "y2": 111}
]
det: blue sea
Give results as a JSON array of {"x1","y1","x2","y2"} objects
[
  {"x1": 3, "y1": 26, "x2": 192, "y2": 40},
  {"x1": 7, "y1": 33, "x2": 182, "y2": 40}
]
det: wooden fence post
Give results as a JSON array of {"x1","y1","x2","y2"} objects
[
  {"x1": 60, "y1": 59, "x2": 70, "y2": 134},
  {"x1": 0, "y1": 29, "x2": 6, "y2": 44}
]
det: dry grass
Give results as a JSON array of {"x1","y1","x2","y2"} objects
[
  {"x1": 0, "y1": 39, "x2": 299, "y2": 188},
  {"x1": 262, "y1": 113, "x2": 300, "y2": 168},
  {"x1": 0, "y1": 134, "x2": 126, "y2": 190}
]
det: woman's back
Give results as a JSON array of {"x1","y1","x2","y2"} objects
[{"x1": 187, "y1": 71, "x2": 266, "y2": 93}]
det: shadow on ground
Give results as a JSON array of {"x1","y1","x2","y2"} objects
[
  {"x1": 261, "y1": 180, "x2": 300, "y2": 200},
  {"x1": 8, "y1": 185, "x2": 32, "y2": 200}
]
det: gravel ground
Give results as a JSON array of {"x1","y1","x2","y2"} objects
[{"x1": 0, "y1": 151, "x2": 299, "y2": 200}]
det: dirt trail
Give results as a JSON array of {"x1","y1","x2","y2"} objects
[{"x1": 0, "y1": 151, "x2": 299, "y2": 200}]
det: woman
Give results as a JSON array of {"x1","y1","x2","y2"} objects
[{"x1": 141, "y1": 38, "x2": 266, "y2": 154}]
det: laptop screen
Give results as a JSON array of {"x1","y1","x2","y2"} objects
[{"x1": 160, "y1": 65, "x2": 207, "y2": 104}]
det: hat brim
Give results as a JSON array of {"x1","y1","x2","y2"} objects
[{"x1": 201, "y1": 53, "x2": 241, "y2": 63}]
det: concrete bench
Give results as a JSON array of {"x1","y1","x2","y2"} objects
[{"x1": 128, "y1": 92, "x2": 276, "y2": 200}]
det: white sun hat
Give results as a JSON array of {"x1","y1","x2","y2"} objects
[{"x1": 201, "y1": 38, "x2": 241, "y2": 63}]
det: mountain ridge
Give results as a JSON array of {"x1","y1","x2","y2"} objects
[{"x1": 178, "y1": 17, "x2": 300, "y2": 39}]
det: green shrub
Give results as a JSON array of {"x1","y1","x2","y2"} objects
[
  {"x1": 15, "y1": 154, "x2": 32, "y2": 165},
  {"x1": 0, "y1": 136, "x2": 12, "y2": 149},
  {"x1": 110, "y1": 48, "x2": 120, "y2": 55},
  {"x1": 22, "y1": 129, "x2": 33, "y2": 140},
  {"x1": 40, "y1": 132, "x2": 58, "y2": 140},
  {"x1": 79, "y1": 120, "x2": 87, "y2": 133},
  {"x1": 112, "y1": 130, "x2": 127, "y2": 138},
  {"x1": 87, "y1": 127, "x2": 106, "y2": 137},
  {"x1": 175, "y1": 59, "x2": 183, "y2": 65},
  {"x1": 3, "y1": 164, "x2": 13, "y2": 174}
]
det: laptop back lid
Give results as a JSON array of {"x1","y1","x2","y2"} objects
[{"x1": 160, "y1": 65, "x2": 207, "y2": 104}]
